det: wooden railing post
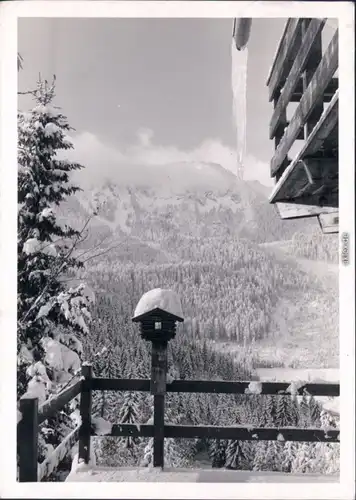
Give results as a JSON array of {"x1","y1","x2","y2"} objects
[
  {"x1": 151, "y1": 340, "x2": 168, "y2": 468},
  {"x1": 18, "y1": 397, "x2": 38, "y2": 482},
  {"x1": 132, "y1": 290, "x2": 184, "y2": 469},
  {"x1": 78, "y1": 364, "x2": 93, "y2": 464}
]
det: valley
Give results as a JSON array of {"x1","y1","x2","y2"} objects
[{"x1": 67, "y1": 160, "x2": 338, "y2": 376}]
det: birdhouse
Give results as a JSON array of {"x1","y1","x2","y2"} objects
[{"x1": 132, "y1": 288, "x2": 184, "y2": 344}]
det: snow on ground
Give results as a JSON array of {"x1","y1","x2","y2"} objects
[
  {"x1": 134, "y1": 288, "x2": 183, "y2": 319},
  {"x1": 66, "y1": 466, "x2": 339, "y2": 483},
  {"x1": 71, "y1": 450, "x2": 97, "y2": 474}
]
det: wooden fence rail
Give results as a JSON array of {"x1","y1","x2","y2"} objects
[
  {"x1": 38, "y1": 377, "x2": 82, "y2": 424},
  {"x1": 103, "y1": 423, "x2": 340, "y2": 443},
  {"x1": 17, "y1": 368, "x2": 340, "y2": 482},
  {"x1": 92, "y1": 377, "x2": 339, "y2": 396}
]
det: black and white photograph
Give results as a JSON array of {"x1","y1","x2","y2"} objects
[{"x1": 0, "y1": 1, "x2": 354, "y2": 498}]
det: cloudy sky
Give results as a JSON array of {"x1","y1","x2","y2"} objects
[{"x1": 18, "y1": 17, "x2": 335, "y2": 187}]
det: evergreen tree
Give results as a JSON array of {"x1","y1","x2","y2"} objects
[
  {"x1": 164, "y1": 438, "x2": 186, "y2": 468},
  {"x1": 209, "y1": 439, "x2": 227, "y2": 468},
  {"x1": 281, "y1": 441, "x2": 297, "y2": 472},
  {"x1": 309, "y1": 396, "x2": 321, "y2": 426},
  {"x1": 291, "y1": 442, "x2": 314, "y2": 473},
  {"x1": 141, "y1": 438, "x2": 154, "y2": 467},
  {"x1": 259, "y1": 395, "x2": 275, "y2": 426},
  {"x1": 275, "y1": 396, "x2": 296, "y2": 427},
  {"x1": 298, "y1": 394, "x2": 312, "y2": 428},
  {"x1": 225, "y1": 440, "x2": 248, "y2": 470},
  {"x1": 17, "y1": 77, "x2": 92, "y2": 475},
  {"x1": 118, "y1": 391, "x2": 140, "y2": 448},
  {"x1": 252, "y1": 441, "x2": 268, "y2": 471}
]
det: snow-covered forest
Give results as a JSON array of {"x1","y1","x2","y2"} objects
[{"x1": 17, "y1": 76, "x2": 339, "y2": 481}]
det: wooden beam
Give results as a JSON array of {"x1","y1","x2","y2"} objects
[
  {"x1": 92, "y1": 378, "x2": 151, "y2": 392},
  {"x1": 270, "y1": 90, "x2": 339, "y2": 203},
  {"x1": 291, "y1": 77, "x2": 338, "y2": 102},
  {"x1": 271, "y1": 29, "x2": 338, "y2": 177},
  {"x1": 164, "y1": 424, "x2": 340, "y2": 443},
  {"x1": 166, "y1": 379, "x2": 339, "y2": 396},
  {"x1": 109, "y1": 423, "x2": 154, "y2": 438},
  {"x1": 318, "y1": 212, "x2": 339, "y2": 233},
  {"x1": 277, "y1": 192, "x2": 338, "y2": 209},
  {"x1": 273, "y1": 90, "x2": 291, "y2": 178},
  {"x1": 78, "y1": 365, "x2": 93, "y2": 465},
  {"x1": 18, "y1": 397, "x2": 38, "y2": 482},
  {"x1": 267, "y1": 19, "x2": 304, "y2": 101},
  {"x1": 103, "y1": 423, "x2": 340, "y2": 443},
  {"x1": 151, "y1": 341, "x2": 168, "y2": 468},
  {"x1": 38, "y1": 378, "x2": 82, "y2": 424},
  {"x1": 276, "y1": 202, "x2": 338, "y2": 220},
  {"x1": 270, "y1": 18, "x2": 326, "y2": 140},
  {"x1": 92, "y1": 378, "x2": 340, "y2": 397},
  {"x1": 300, "y1": 95, "x2": 339, "y2": 158},
  {"x1": 271, "y1": 157, "x2": 338, "y2": 206},
  {"x1": 302, "y1": 19, "x2": 324, "y2": 138}
]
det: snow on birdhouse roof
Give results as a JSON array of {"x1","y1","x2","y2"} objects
[{"x1": 133, "y1": 288, "x2": 183, "y2": 321}]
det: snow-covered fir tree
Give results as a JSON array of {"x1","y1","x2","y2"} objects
[
  {"x1": 275, "y1": 396, "x2": 297, "y2": 427},
  {"x1": 118, "y1": 391, "x2": 140, "y2": 448},
  {"x1": 17, "y1": 77, "x2": 92, "y2": 477},
  {"x1": 209, "y1": 439, "x2": 227, "y2": 468},
  {"x1": 225, "y1": 440, "x2": 247, "y2": 469}
]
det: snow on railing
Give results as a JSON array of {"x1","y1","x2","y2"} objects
[{"x1": 37, "y1": 426, "x2": 80, "y2": 482}]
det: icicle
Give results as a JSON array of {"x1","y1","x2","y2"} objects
[
  {"x1": 231, "y1": 41, "x2": 255, "y2": 228},
  {"x1": 231, "y1": 41, "x2": 248, "y2": 180}
]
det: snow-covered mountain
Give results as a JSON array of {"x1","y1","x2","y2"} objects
[{"x1": 62, "y1": 160, "x2": 310, "y2": 249}]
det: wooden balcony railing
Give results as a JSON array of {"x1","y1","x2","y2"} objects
[
  {"x1": 17, "y1": 365, "x2": 340, "y2": 482},
  {"x1": 266, "y1": 18, "x2": 339, "y2": 227}
]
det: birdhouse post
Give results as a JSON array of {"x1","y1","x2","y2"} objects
[{"x1": 132, "y1": 289, "x2": 184, "y2": 468}]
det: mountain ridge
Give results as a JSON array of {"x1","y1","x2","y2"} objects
[{"x1": 64, "y1": 160, "x2": 312, "y2": 244}]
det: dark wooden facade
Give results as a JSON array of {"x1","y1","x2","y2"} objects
[{"x1": 266, "y1": 18, "x2": 339, "y2": 232}]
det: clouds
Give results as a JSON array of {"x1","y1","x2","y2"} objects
[
  {"x1": 137, "y1": 128, "x2": 154, "y2": 148},
  {"x1": 68, "y1": 129, "x2": 273, "y2": 189}
]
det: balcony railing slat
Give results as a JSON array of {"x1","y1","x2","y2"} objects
[
  {"x1": 290, "y1": 77, "x2": 338, "y2": 102},
  {"x1": 92, "y1": 377, "x2": 340, "y2": 397},
  {"x1": 269, "y1": 90, "x2": 339, "y2": 205},
  {"x1": 267, "y1": 19, "x2": 304, "y2": 101},
  {"x1": 92, "y1": 377, "x2": 151, "y2": 392},
  {"x1": 164, "y1": 424, "x2": 340, "y2": 443},
  {"x1": 98, "y1": 423, "x2": 340, "y2": 443},
  {"x1": 270, "y1": 18, "x2": 326, "y2": 140}
]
